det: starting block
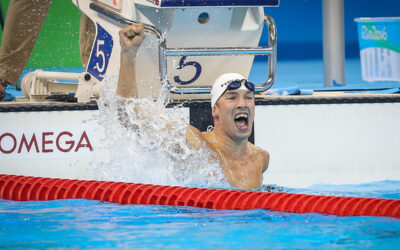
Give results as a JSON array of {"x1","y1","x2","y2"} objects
[{"x1": 22, "y1": 0, "x2": 279, "y2": 102}]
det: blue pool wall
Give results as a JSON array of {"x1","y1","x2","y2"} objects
[{"x1": 261, "y1": 0, "x2": 400, "y2": 61}]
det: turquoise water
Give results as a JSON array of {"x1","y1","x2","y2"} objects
[
  {"x1": 3, "y1": 59, "x2": 400, "y2": 248},
  {"x1": 1, "y1": 181, "x2": 400, "y2": 249}
]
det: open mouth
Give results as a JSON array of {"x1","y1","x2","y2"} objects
[{"x1": 234, "y1": 113, "x2": 249, "y2": 131}]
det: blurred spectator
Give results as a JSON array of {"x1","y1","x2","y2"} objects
[
  {"x1": 0, "y1": 0, "x2": 95, "y2": 101},
  {"x1": 0, "y1": 0, "x2": 52, "y2": 100}
]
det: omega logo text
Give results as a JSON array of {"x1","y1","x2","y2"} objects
[{"x1": 0, "y1": 131, "x2": 94, "y2": 154}]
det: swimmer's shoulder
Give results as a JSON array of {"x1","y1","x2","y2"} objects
[
  {"x1": 248, "y1": 142, "x2": 270, "y2": 172},
  {"x1": 185, "y1": 125, "x2": 216, "y2": 150},
  {"x1": 186, "y1": 125, "x2": 206, "y2": 150}
]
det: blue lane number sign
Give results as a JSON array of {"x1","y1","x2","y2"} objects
[{"x1": 87, "y1": 23, "x2": 113, "y2": 81}]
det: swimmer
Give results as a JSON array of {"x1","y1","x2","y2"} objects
[{"x1": 117, "y1": 24, "x2": 269, "y2": 190}]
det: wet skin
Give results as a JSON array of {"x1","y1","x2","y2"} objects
[{"x1": 187, "y1": 88, "x2": 269, "y2": 190}]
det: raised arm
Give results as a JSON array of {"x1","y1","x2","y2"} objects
[
  {"x1": 116, "y1": 23, "x2": 205, "y2": 151},
  {"x1": 117, "y1": 24, "x2": 145, "y2": 98}
]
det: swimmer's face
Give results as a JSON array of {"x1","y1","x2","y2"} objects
[{"x1": 212, "y1": 89, "x2": 255, "y2": 140}]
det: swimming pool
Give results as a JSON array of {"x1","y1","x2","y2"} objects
[
  {"x1": 1, "y1": 58, "x2": 399, "y2": 249},
  {"x1": 1, "y1": 0, "x2": 399, "y2": 247},
  {"x1": 1, "y1": 180, "x2": 399, "y2": 248}
]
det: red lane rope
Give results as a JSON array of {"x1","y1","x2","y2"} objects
[{"x1": 1, "y1": 174, "x2": 399, "y2": 218}]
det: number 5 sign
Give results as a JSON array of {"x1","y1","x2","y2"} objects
[
  {"x1": 87, "y1": 24, "x2": 114, "y2": 81},
  {"x1": 173, "y1": 56, "x2": 202, "y2": 85}
]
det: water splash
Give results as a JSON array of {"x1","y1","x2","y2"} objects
[{"x1": 94, "y1": 75, "x2": 228, "y2": 189}]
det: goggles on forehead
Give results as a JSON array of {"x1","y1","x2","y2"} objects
[{"x1": 223, "y1": 79, "x2": 255, "y2": 92}]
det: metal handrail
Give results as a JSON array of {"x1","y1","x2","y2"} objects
[{"x1": 90, "y1": 2, "x2": 277, "y2": 94}]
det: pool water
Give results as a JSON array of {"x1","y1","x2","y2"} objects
[
  {"x1": 1, "y1": 181, "x2": 399, "y2": 249},
  {"x1": 3, "y1": 56, "x2": 400, "y2": 248}
]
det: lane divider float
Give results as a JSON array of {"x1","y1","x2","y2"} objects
[{"x1": 0, "y1": 174, "x2": 399, "y2": 218}]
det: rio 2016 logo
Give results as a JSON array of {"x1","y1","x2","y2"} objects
[{"x1": 361, "y1": 25, "x2": 388, "y2": 41}]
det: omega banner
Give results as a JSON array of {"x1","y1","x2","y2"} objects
[{"x1": 0, "y1": 126, "x2": 96, "y2": 160}]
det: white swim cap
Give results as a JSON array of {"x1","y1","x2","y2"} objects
[{"x1": 210, "y1": 73, "x2": 247, "y2": 108}]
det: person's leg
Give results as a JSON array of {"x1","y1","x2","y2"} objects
[
  {"x1": 0, "y1": 0, "x2": 52, "y2": 93},
  {"x1": 0, "y1": 80, "x2": 6, "y2": 100},
  {"x1": 79, "y1": 14, "x2": 96, "y2": 70}
]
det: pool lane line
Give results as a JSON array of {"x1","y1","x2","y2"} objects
[{"x1": 0, "y1": 174, "x2": 399, "y2": 219}]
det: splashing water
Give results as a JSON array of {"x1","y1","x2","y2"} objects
[
  {"x1": 89, "y1": 29, "x2": 229, "y2": 189},
  {"x1": 94, "y1": 75, "x2": 228, "y2": 189}
]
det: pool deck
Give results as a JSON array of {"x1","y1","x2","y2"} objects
[
  {"x1": 1, "y1": 58, "x2": 399, "y2": 108},
  {"x1": 1, "y1": 90, "x2": 399, "y2": 109}
]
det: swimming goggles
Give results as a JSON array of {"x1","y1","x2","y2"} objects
[{"x1": 224, "y1": 79, "x2": 255, "y2": 92}]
